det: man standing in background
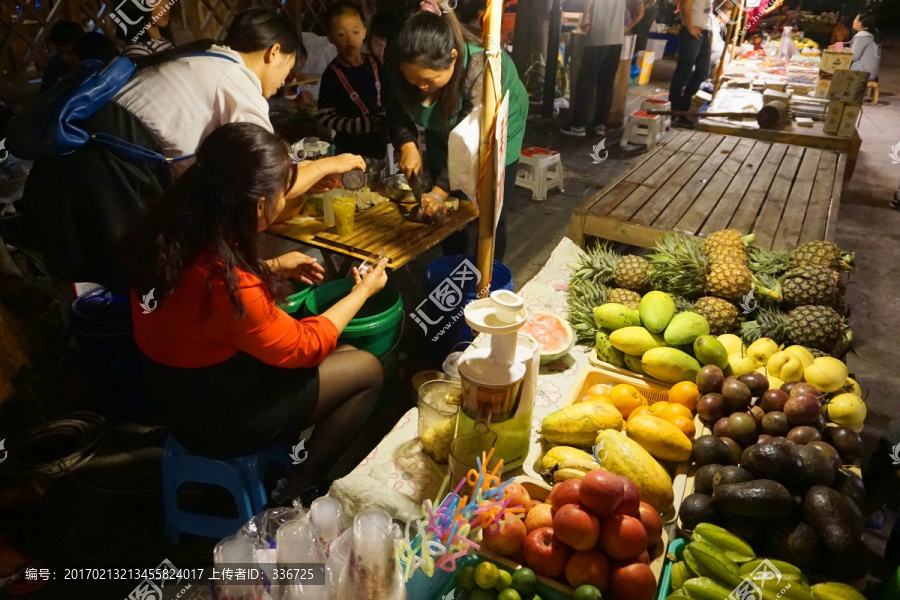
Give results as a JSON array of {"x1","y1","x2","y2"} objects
[
  {"x1": 668, "y1": 0, "x2": 714, "y2": 126},
  {"x1": 560, "y1": 0, "x2": 626, "y2": 136}
]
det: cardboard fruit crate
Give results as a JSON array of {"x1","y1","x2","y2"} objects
[
  {"x1": 476, "y1": 476, "x2": 670, "y2": 598},
  {"x1": 523, "y1": 365, "x2": 701, "y2": 525}
]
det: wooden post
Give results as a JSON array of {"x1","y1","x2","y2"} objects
[
  {"x1": 712, "y1": 1, "x2": 743, "y2": 96},
  {"x1": 476, "y1": 0, "x2": 504, "y2": 298}
]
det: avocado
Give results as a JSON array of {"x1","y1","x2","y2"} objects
[
  {"x1": 692, "y1": 435, "x2": 737, "y2": 467},
  {"x1": 721, "y1": 515, "x2": 763, "y2": 547},
  {"x1": 694, "y1": 464, "x2": 724, "y2": 495},
  {"x1": 802, "y1": 485, "x2": 863, "y2": 553},
  {"x1": 739, "y1": 443, "x2": 803, "y2": 486},
  {"x1": 712, "y1": 465, "x2": 754, "y2": 490},
  {"x1": 832, "y1": 468, "x2": 866, "y2": 509},
  {"x1": 793, "y1": 444, "x2": 837, "y2": 489},
  {"x1": 712, "y1": 479, "x2": 794, "y2": 521},
  {"x1": 764, "y1": 520, "x2": 822, "y2": 572},
  {"x1": 680, "y1": 493, "x2": 719, "y2": 530}
]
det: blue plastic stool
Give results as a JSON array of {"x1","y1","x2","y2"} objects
[{"x1": 161, "y1": 436, "x2": 293, "y2": 543}]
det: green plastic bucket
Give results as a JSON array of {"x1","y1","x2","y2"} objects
[
  {"x1": 303, "y1": 279, "x2": 403, "y2": 361},
  {"x1": 276, "y1": 280, "x2": 313, "y2": 315}
]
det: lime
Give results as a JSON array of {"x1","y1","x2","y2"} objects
[
  {"x1": 494, "y1": 570, "x2": 513, "y2": 591},
  {"x1": 498, "y1": 589, "x2": 522, "y2": 600},
  {"x1": 468, "y1": 588, "x2": 497, "y2": 600},
  {"x1": 574, "y1": 584, "x2": 602, "y2": 600},
  {"x1": 456, "y1": 566, "x2": 476, "y2": 591},
  {"x1": 475, "y1": 561, "x2": 501, "y2": 590},
  {"x1": 511, "y1": 568, "x2": 537, "y2": 595}
]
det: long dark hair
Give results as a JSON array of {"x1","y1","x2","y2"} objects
[
  {"x1": 855, "y1": 12, "x2": 880, "y2": 41},
  {"x1": 389, "y1": 11, "x2": 479, "y2": 129},
  {"x1": 133, "y1": 8, "x2": 305, "y2": 70},
  {"x1": 129, "y1": 123, "x2": 295, "y2": 317}
]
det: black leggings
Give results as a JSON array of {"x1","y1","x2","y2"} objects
[{"x1": 439, "y1": 159, "x2": 517, "y2": 262}]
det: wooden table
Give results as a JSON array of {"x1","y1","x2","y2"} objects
[
  {"x1": 570, "y1": 129, "x2": 845, "y2": 251},
  {"x1": 269, "y1": 200, "x2": 479, "y2": 270},
  {"x1": 698, "y1": 119, "x2": 860, "y2": 183}
]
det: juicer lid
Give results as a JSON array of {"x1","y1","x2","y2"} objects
[{"x1": 463, "y1": 290, "x2": 527, "y2": 334}]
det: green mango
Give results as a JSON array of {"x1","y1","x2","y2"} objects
[
  {"x1": 593, "y1": 303, "x2": 641, "y2": 331},
  {"x1": 642, "y1": 347, "x2": 701, "y2": 383},
  {"x1": 609, "y1": 326, "x2": 667, "y2": 356},
  {"x1": 665, "y1": 312, "x2": 711, "y2": 346},
  {"x1": 595, "y1": 329, "x2": 626, "y2": 367},
  {"x1": 640, "y1": 291, "x2": 677, "y2": 332},
  {"x1": 693, "y1": 335, "x2": 730, "y2": 369}
]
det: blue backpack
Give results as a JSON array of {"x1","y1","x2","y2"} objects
[{"x1": 6, "y1": 52, "x2": 238, "y2": 166}]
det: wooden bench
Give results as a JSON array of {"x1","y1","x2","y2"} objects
[{"x1": 570, "y1": 130, "x2": 845, "y2": 251}]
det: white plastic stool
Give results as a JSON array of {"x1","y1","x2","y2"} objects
[
  {"x1": 620, "y1": 111, "x2": 664, "y2": 150},
  {"x1": 516, "y1": 148, "x2": 565, "y2": 201},
  {"x1": 641, "y1": 99, "x2": 672, "y2": 131}
]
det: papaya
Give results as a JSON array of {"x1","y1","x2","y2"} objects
[
  {"x1": 641, "y1": 347, "x2": 701, "y2": 383},
  {"x1": 540, "y1": 446, "x2": 596, "y2": 475},
  {"x1": 626, "y1": 415, "x2": 693, "y2": 462},
  {"x1": 593, "y1": 303, "x2": 641, "y2": 331},
  {"x1": 609, "y1": 326, "x2": 667, "y2": 356},
  {"x1": 639, "y1": 291, "x2": 677, "y2": 333},
  {"x1": 594, "y1": 429, "x2": 674, "y2": 511},
  {"x1": 664, "y1": 312, "x2": 711, "y2": 346},
  {"x1": 541, "y1": 400, "x2": 624, "y2": 447}
]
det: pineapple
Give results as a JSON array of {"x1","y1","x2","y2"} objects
[
  {"x1": 704, "y1": 229, "x2": 745, "y2": 255},
  {"x1": 566, "y1": 279, "x2": 609, "y2": 345},
  {"x1": 609, "y1": 288, "x2": 641, "y2": 310},
  {"x1": 648, "y1": 234, "x2": 708, "y2": 298},
  {"x1": 707, "y1": 246, "x2": 750, "y2": 266},
  {"x1": 613, "y1": 255, "x2": 651, "y2": 291},
  {"x1": 705, "y1": 261, "x2": 753, "y2": 301},
  {"x1": 749, "y1": 246, "x2": 792, "y2": 278},
  {"x1": 781, "y1": 265, "x2": 840, "y2": 306},
  {"x1": 742, "y1": 305, "x2": 845, "y2": 351},
  {"x1": 693, "y1": 296, "x2": 741, "y2": 335},
  {"x1": 571, "y1": 243, "x2": 616, "y2": 286},
  {"x1": 790, "y1": 241, "x2": 854, "y2": 271}
]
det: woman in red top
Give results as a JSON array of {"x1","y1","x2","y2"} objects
[{"x1": 129, "y1": 122, "x2": 388, "y2": 504}]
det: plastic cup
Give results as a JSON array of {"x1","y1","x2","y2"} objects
[
  {"x1": 417, "y1": 380, "x2": 460, "y2": 464},
  {"x1": 332, "y1": 198, "x2": 356, "y2": 236},
  {"x1": 448, "y1": 428, "x2": 499, "y2": 498}
]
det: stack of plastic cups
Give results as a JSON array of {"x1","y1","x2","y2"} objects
[
  {"x1": 213, "y1": 535, "x2": 262, "y2": 600},
  {"x1": 309, "y1": 497, "x2": 343, "y2": 561},
  {"x1": 336, "y1": 509, "x2": 406, "y2": 600}
]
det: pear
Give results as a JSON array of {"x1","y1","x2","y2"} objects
[
  {"x1": 783, "y1": 345, "x2": 815, "y2": 370},
  {"x1": 717, "y1": 333, "x2": 746, "y2": 356},
  {"x1": 747, "y1": 337, "x2": 780, "y2": 367},
  {"x1": 804, "y1": 357, "x2": 849, "y2": 393},
  {"x1": 767, "y1": 350, "x2": 805, "y2": 382},
  {"x1": 729, "y1": 353, "x2": 758, "y2": 376}
]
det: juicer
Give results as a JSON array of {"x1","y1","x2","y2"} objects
[{"x1": 454, "y1": 290, "x2": 538, "y2": 471}]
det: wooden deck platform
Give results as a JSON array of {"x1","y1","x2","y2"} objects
[{"x1": 569, "y1": 129, "x2": 845, "y2": 251}]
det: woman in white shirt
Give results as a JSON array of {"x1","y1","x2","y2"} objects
[{"x1": 114, "y1": 8, "x2": 363, "y2": 191}]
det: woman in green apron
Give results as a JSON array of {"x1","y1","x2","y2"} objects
[{"x1": 385, "y1": 9, "x2": 528, "y2": 260}]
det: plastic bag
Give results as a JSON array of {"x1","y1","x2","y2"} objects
[{"x1": 447, "y1": 105, "x2": 481, "y2": 200}]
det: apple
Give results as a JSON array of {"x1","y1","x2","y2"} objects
[
  {"x1": 553, "y1": 504, "x2": 600, "y2": 551},
  {"x1": 600, "y1": 515, "x2": 648, "y2": 560},
  {"x1": 577, "y1": 469, "x2": 624, "y2": 517},
  {"x1": 503, "y1": 481, "x2": 532, "y2": 512},
  {"x1": 482, "y1": 516, "x2": 527, "y2": 556},
  {"x1": 528, "y1": 499, "x2": 541, "y2": 510},
  {"x1": 638, "y1": 502, "x2": 663, "y2": 547},
  {"x1": 522, "y1": 527, "x2": 571, "y2": 578},
  {"x1": 548, "y1": 479, "x2": 582, "y2": 513},
  {"x1": 610, "y1": 561, "x2": 657, "y2": 600},
  {"x1": 615, "y1": 476, "x2": 641, "y2": 517},
  {"x1": 524, "y1": 502, "x2": 554, "y2": 533},
  {"x1": 565, "y1": 550, "x2": 610, "y2": 592}
]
